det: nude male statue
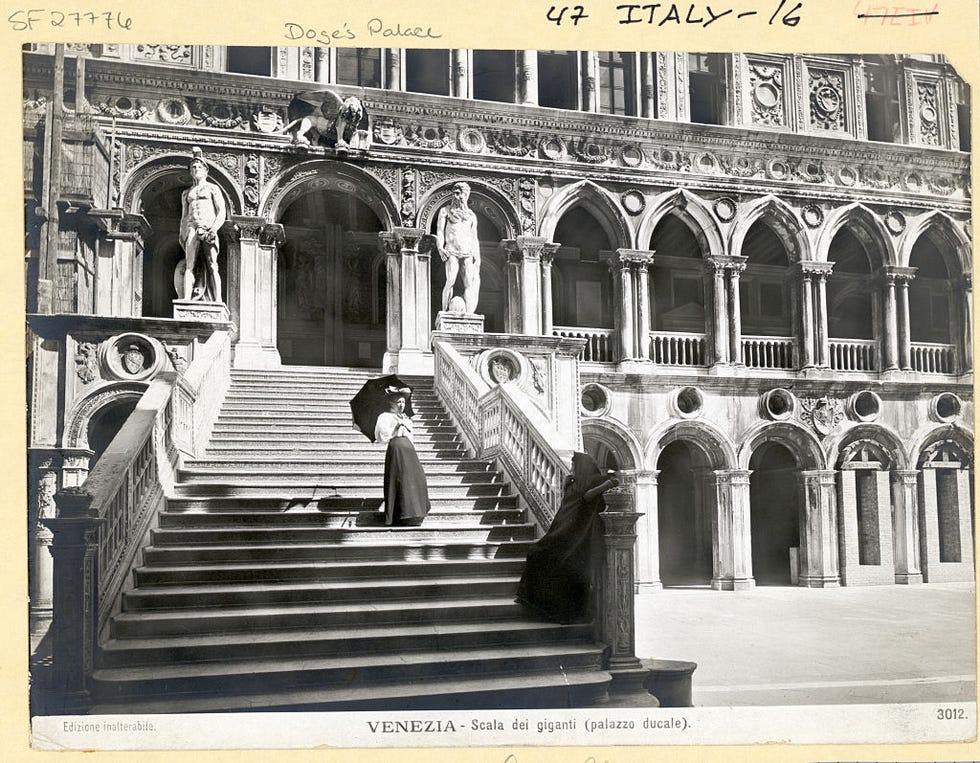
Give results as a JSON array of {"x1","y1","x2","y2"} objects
[
  {"x1": 179, "y1": 148, "x2": 227, "y2": 302},
  {"x1": 436, "y1": 182, "x2": 480, "y2": 313}
]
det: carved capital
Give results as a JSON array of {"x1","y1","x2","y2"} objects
[
  {"x1": 88, "y1": 209, "x2": 153, "y2": 242},
  {"x1": 598, "y1": 509, "x2": 641, "y2": 540},
  {"x1": 713, "y1": 469, "x2": 752, "y2": 487},
  {"x1": 892, "y1": 469, "x2": 920, "y2": 486},
  {"x1": 380, "y1": 226, "x2": 425, "y2": 254},
  {"x1": 796, "y1": 260, "x2": 834, "y2": 280},
  {"x1": 259, "y1": 223, "x2": 285, "y2": 247},
  {"x1": 799, "y1": 469, "x2": 837, "y2": 487},
  {"x1": 229, "y1": 215, "x2": 267, "y2": 242},
  {"x1": 614, "y1": 248, "x2": 655, "y2": 269},
  {"x1": 879, "y1": 265, "x2": 917, "y2": 285},
  {"x1": 503, "y1": 236, "x2": 557, "y2": 264}
]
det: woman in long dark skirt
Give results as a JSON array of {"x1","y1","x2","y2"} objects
[
  {"x1": 515, "y1": 452, "x2": 618, "y2": 624},
  {"x1": 375, "y1": 391, "x2": 431, "y2": 526}
]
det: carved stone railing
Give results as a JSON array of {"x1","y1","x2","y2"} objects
[
  {"x1": 911, "y1": 342, "x2": 957, "y2": 374},
  {"x1": 553, "y1": 326, "x2": 615, "y2": 363},
  {"x1": 829, "y1": 338, "x2": 878, "y2": 372},
  {"x1": 650, "y1": 331, "x2": 708, "y2": 366},
  {"x1": 433, "y1": 340, "x2": 573, "y2": 528},
  {"x1": 741, "y1": 335, "x2": 796, "y2": 369},
  {"x1": 43, "y1": 328, "x2": 232, "y2": 707}
]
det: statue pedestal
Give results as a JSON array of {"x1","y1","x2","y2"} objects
[
  {"x1": 435, "y1": 311, "x2": 484, "y2": 334},
  {"x1": 173, "y1": 299, "x2": 230, "y2": 322}
]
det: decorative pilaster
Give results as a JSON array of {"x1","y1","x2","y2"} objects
[
  {"x1": 42, "y1": 488, "x2": 105, "y2": 710},
  {"x1": 229, "y1": 216, "x2": 283, "y2": 369},
  {"x1": 88, "y1": 209, "x2": 152, "y2": 318},
  {"x1": 726, "y1": 256, "x2": 747, "y2": 365},
  {"x1": 597, "y1": 488, "x2": 649, "y2": 697},
  {"x1": 540, "y1": 244, "x2": 556, "y2": 335},
  {"x1": 798, "y1": 470, "x2": 840, "y2": 587},
  {"x1": 380, "y1": 227, "x2": 432, "y2": 374},
  {"x1": 518, "y1": 51, "x2": 539, "y2": 105},
  {"x1": 891, "y1": 470, "x2": 923, "y2": 584},
  {"x1": 711, "y1": 470, "x2": 754, "y2": 591},
  {"x1": 633, "y1": 470, "x2": 662, "y2": 591}
]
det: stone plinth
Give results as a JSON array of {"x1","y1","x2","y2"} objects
[
  {"x1": 173, "y1": 300, "x2": 230, "y2": 323},
  {"x1": 435, "y1": 311, "x2": 484, "y2": 333}
]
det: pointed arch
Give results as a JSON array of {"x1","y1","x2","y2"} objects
[
  {"x1": 415, "y1": 179, "x2": 520, "y2": 240},
  {"x1": 637, "y1": 189, "x2": 725, "y2": 257},
  {"x1": 737, "y1": 420, "x2": 827, "y2": 471},
  {"x1": 899, "y1": 210, "x2": 972, "y2": 275},
  {"x1": 581, "y1": 416, "x2": 643, "y2": 471},
  {"x1": 260, "y1": 159, "x2": 399, "y2": 229},
  {"x1": 826, "y1": 423, "x2": 909, "y2": 471},
  {"x1": 645, "y1": 419, "x2": 737, "y2": 472},
  {"x1": 816, "y1": 202, "x2": 895, "y2": 268},
  {"x1": 729, "y1": 195, "x2": 810, "y2": 264},
  {"x1": 122, "y1": 154, "x2": 244, "y2": 216},
  {"x1": 538, "y1": 180, "x2": 632, "y2": 249}
]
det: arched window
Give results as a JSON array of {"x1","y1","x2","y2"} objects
[{"x1": 552, "y1": 207, "x2": 613, "y2": 328}]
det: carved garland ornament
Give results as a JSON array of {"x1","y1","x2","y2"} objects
[
  {"x1": 749, "y1": 62, "x2": 785, "y2": 126},
  {"x1": 808, "y1": 69, "x2": 846, "y2": 132},
  {"x1": 916, "y1": 82, "x2": 941, "y2": 146}
]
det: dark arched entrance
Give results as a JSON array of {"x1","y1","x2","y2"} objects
[
  {"x1": 87, "y1": 398, "x2": 139, "y2": 465},
  {"x1": 749, "y1": 442, "x2": 801, "y2": 585},
  {"x1": 657, "y1": 441, "x2": 712, "y2": 586},
  {"x1": 277, "y1": 189, "x2": 385, "y2": 367}
]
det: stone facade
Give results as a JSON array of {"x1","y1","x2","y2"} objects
[{"x1": 24, "y1": 47, "x2": 973, "y2": 625}]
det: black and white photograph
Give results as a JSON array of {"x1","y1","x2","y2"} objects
[{"x1": 21, "y1": 37, "x2": 976, "y2": 752}]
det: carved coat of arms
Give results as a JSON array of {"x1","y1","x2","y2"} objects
[
  {"x1": 800, "y1": 396, "x2": 844, "y2": 436},
  {"x1": 122, "y1": 344, "x2": 147, "y2": 376}
]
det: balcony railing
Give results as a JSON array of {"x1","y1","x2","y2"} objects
[
  {"x1": 741, "y1": 335, "x2": 796, "y2": 370},
  {"x1": 553, "y1": 326, "x2": 615, "y2": 363},
  {"x1": 829, "y1": 339, "x2": 878, "y2": 372},
  {"x1": 650, "y1": 331, "x2": 708, "y2": 366},
  {"x1": 911, "y1": 342, "x2": 957, "y2": 374}
]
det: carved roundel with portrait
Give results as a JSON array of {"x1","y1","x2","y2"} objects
[{"x1": 99, "y1": 333, "x2": 166, "y2": 382}]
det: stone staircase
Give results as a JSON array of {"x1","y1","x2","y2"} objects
[{"x1": 89, "y1": 367, "x2": 611, "y2": 713}]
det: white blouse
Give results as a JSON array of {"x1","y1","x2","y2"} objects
[{"x1": 375, "y1": 412, "x2": 414, "y2": 444}]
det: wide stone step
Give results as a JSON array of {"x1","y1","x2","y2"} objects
[
  {"x1": 216, "y1": 407, "x2": 448, "y2": 420},
  {"x1": 149, "y1": 523, "x2": 536, "y2": 546},
  {"x1": 203, "y1": 442, "x2": 466, "y2": 456},
  {"x1": 210, "y1": 420, "x2": 456, "y2": 433},
  {"x1": 176, "y1": 470, "x2": 502, "y2": 486},
  {"x1": 171, "y1": 484, "x2": 508, "y2": 499},
  {"x1": 133, "y1": 557, "x2": 526, "y2": 587},
  {"x1": 91, "y1": 643, "x2": 605, "y2": 700},
  {"x1": 122, "y1": 575, "x2": 522, "y2": 611},
  {"x1": 110, "y1": 597, "x2": 528, "y2": 638},
  {"x1": 99, "y1": 619, "x2": 593, "y2": 668},
  {"x1": 181, "y1": 459, "x2": 490, "y2": 473},
  {"x1": 141, "y1": 539, "x2": 533, "y2": 565},
  {"x1": 221, "y1": 391, "x2": 441, "y2": 403},
  {"x1": 208, "y1": 425, "x2": 460, "y2": 440},
  {"x1": 164, "y1": 495, "x2": 520, "y2": 512},
  {"x1": 157, "y1": 508, "x2": 528, "y2": 528},
  {"x1": 89, "y1": 668, "x2": 611, "y2": 714}
]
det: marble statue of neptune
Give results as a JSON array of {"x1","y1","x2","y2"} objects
[
  {"x1": 178, "y1": 147, "x2": 227, "y2": 302},
  {"x1": 436, "y1": 182, "x2": 481, "y2": 313}
]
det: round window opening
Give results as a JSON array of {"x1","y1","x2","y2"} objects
[
  {"x1": 934, "y1": 393, "x2": 962, "y2": 422},
  {"x1": 762, "y1": 388, "x2": 795, "y2": 420},
  {"x1": 849, "y1": 390, "x2": 881, "y2": 422},
  {"x1": 581, "y1": 384, "x2": 609, "y2": 416},
  {"x1": 675, "y1": 386, "x2": 703, "y2": 417}
]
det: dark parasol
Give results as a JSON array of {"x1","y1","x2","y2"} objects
[{"x1": 349, "y1": 374, "x2": 415, "y2": 442}]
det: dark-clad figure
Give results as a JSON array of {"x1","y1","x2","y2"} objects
[
  {"x1": 375, "y1": 392, "x2": 431, "y2": 526},
  {"x1": 516, "y1": 452, "x2": 619, "y2": 624}
]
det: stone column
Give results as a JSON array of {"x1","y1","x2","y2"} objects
[
  {"x1": 583, "y1": 51, "x2": 599, "y2": 112},
  {"x1": 43, "y1": 488, "x2": 105, "y2": 709},
  {"x1": 315, "y1": 48, "x2": 331, "y2": 83},
  {"x1": 518, "y1": 51, "x2": 539, "y2": 105},
  {"x1": 540, "y1": 245, "x2": 556, "y2": 336},
  {"x1": 892, "y1": 469, "x2": 923, "y2": 584},
  {"x1": 88, "y1": 209, "x2": 151, "y2": 318},
  {"x1": 611, "y1": 252, "x2": 636, "y2": 361},
  {"x1": 597, "y1": 488, "x2": 649, "y2": 697},
  {"x1": 452, "y1": 49, "x2": 471, "y2": 99},
  {"x1": 640, "y1": 52, "x2": 657, "y2": 118},
  {"x1": 707, "y1": 257, "x2": 730, "y2": 365},
  {"x1": 503, "y1": 238, "x2": 559, "y2": 335},
  {"x1": 633, "y1": 470, "x2": 662, "y2": 592},
  {"x1": 897, "y1": 269, "x2": 916, "y2": 370},
  {"x1": 711, "y1": 470, "x2": 754, "y2": 590},
  {"x1": 727, "y1": 257, "x2": 747, "y2": 365},
  {"x1": 798, "y1": 470, "x2": 840, "y2": 587},
  {"x1": 386, "y1": 48, "x2": 404, "y2": 90},
  {"x1": 797, "y1": 265, "x2": 816, "y2": 367},
  {"x1": 634, "y1": 253, "x2": 654, "y2": 360},
  {"x1": 229, "y1": 217, "x2": 283, "y2": 369},
  {"x1": 880, "y1": 268, "x2": 900, "y2": 371},
  {"x1": 29, "y1": 449, "x2": 61, "y2": 627},
  {"x1": 814, "y1": 263, "x2": 833, "y2": 368},
  {"x1": 380, "y1": 227, "x2": 431, "y2": 374},
  {"x1": 959, "y1": 274, "x2": 973, "y2": 371}
]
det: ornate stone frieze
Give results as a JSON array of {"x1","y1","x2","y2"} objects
[
  {"x1": 133, "y1": 44, "x2": 193, "y2": 66},
  {"x1": 656, "y1": 53, "x2": 669, "y2": 119},
  {"x1": 539, "y1": 136, "x2": 566, "y2": 161},
  {"x1": 619, "y1": 144, "x2": 644, "y2": 167},
  {"x1": 800, "y1": 396, "x2": 845, "y2": 436},
  {"x1": 457, "y1": 127, "x2": 487, "y2": 154},
  {"x1": 193, "y1": 100, "x2": 246, "y2": 130},
  {"x1": 574, "y1": 140, "x2": 611, "y2": 164},
  {"x1": 252, "y1": 106, "x2": 284, "y2": 134},
  {"x1": 489, "y1": 131, "x2": 535, "y2": 157},
  {"x1": 404, "y1": 124, "x2": 452, "y2": 150},
  {"x1": 748, "y1": 62, "x2": 785, "y2": 126},
  {"x1": 518, "y1": 177, "x2": 536, "y2": 234},
  {"x1": 809, "y1": 69, "x2": 847, "y2": 132},
  {"x1": 156, "y1": 97, "x2": 192, "y2": 125},
  {"x1": 373, "y1": 120, "x2": 406, "y2": 146},
  {"x1": 400, "y1": 169, "x2": 416, "y2": 223},
  {"x1": 98, "y1": 95, "x2": 148, "y2": 120}
]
